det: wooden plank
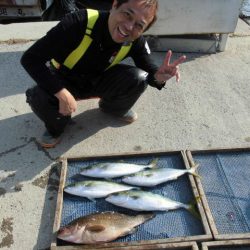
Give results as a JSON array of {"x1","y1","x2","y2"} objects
[
  {"x1": 63, "y1": 147, "x2": 250, "y2": 162},
  {"x1": 202, "y1": 239, "x2": 250, "y2": 250},
  {"x1": 186, "y1": 150, "x2": 218, "y2": 239},
  {"x1": 185, "y1": 147, "x2": 250, "y2": 155},
  {"x1": 181, "y1": 151, "x2": 212, "y2": 240},
  {"x1": 52, "y1": 241, "x2": 199, "y2": 250},
  {"x1": 51, "y1": 159, "x2": 68, "y2": 249},
  {"x1": 62, "y1": 150, "x2": 182, "y2": 162},
  {"x1": 216, "y1": 232, "x2": 250, "y2": 240}
]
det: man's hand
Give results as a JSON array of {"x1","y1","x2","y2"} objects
[
  {"x1": 154, "y1": 50, "x2": 186, "y2": 84},
  {"x1": 55, "y1": 88, "x2": 77, "y2": 116}
]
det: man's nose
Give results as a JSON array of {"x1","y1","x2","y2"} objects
[{"x1": 124, "y1": 20, "x2": 134, "y2": 31}]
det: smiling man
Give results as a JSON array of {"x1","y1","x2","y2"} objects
[{"x1": 21, "y1": 0, "x2": 186, "y2": 148}]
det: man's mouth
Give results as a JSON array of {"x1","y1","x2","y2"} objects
[{"x1": 117, "y1": 26, "x2": 129, "y2": 38}]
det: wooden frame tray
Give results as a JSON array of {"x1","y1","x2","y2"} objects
[
  {"x1": 51, "y1": 150, "x2": 212, "y2": 249},
  {"x1": 186, "y1": 147, "x2": 250, "y2": 240}
]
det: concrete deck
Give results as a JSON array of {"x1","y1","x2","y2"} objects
[{"x1": 0, "y1": 18, "x2": 249, "y2": 250}]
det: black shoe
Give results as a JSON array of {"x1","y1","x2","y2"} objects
[{"x1": 37, "y1": 131, "x2": 61, "y2": 148}]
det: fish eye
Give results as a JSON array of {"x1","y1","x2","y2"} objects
[
  {"x1": 131, "y1": 195, "x2": 140, "y2": 200},
  {"x1": 84, "y1": 182, "x2": 93, "y2": 187},
  {"x1": 101, "y1": 164, "x2": 109, "y2": 170}
]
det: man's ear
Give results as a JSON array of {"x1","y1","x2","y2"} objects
[{"x1": 112, "y1": 0, "x2": 118, "y2": 9}]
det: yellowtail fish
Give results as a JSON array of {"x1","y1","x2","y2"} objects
[
  {"x1": 80, "y1": 159, "x2": 158, "y2": 179},
  {"x1": 122, "y1": 164, "x2": 199, "y2": 187},
  {"x1": 64, "y1": 180, "x2": 138, "y2": 200},
  {"x1": 57, "y1": 211, "x2": 154, "y2": 244},
  {"x1": 106, "y1": 190, "x2": 198, "y2": 216}
]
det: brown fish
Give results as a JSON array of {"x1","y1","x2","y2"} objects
[{"x1": 57, "y1": 211, "x2": 154, "y2": 244}]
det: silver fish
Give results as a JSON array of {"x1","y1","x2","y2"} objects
[
  {"x1": 57, "y1": 211, "x2": 154, "y2": 244},
  {"x1": 106, "y1": 190, "x2": 196, "y2": 214},
  {"x1": 64, "y1": 180, "x2": 138, "y2": 200},
  {"x1": 80, "y1": 158, "x2": 158, "y2": 179},
  {"x1": 122, "y1": 164, "x2": 199, "y2": 187}
]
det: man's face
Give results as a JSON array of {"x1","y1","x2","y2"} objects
[{"x1": 108, "y1": 0, "x2": 155, "y2": 43}]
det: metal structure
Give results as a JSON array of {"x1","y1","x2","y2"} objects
[{"x1": 145, "y1": 0, "x2": 243, "y2": 52}]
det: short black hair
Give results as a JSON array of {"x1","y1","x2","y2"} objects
[{"x1": 115, "y1": 0, "x2": 158, "y2": 31}]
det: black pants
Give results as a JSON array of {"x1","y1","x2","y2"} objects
[{"x1": 26, "y1": 64, "x2": 148, "y2": 137}]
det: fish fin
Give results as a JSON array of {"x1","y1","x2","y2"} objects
[
  {"x1": 189, "y1": 164, "x2": 202, "y2": 179},
  {"x1": 145, "y1": 173, "x2": 154, "y2": 177},
  {"x1": 148, "y1": 158, "x2": 158, "y2": 168},
  {"x1": 126, "y1": 227, "x2": 138, "y2": 235},
  {"x1": 118, "y1": 160, "x2": 125, "y2": 163},
  {"x1": 86, "y1": 197, "x2": 96, "y2": 202},
  {"x1": 105, "y1": 178, "x2": 113, "y2": 181},
  {"x1": 142, "y1": 213, "x2": 156, "y2": 221},
  {"x1": 85, "y1": 224, "x2": 106, "y2": 233},
  {"x1": 119, "y1": 227, "x2": 137, "y2": 237},
  {"x1": 186, "y1": 196, "x2": 202, "y2": 220}
]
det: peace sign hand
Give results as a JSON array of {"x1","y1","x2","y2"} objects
[{"x1": 154, "y1": 50, "x2": 186, "y2": 84}]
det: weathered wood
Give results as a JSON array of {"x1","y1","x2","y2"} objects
[
  {"x1": 186, "y1": 150, "x2": 219, "y2": 239},
  {"x1": 202, "y1": 239, "x2": 250, "y2": 249},
  {"x1": 60, "y1": 150, "x2": 182, "y2": 162},
  {"x1": 51, "y1": 240, "x2": 199, "y2": 250},
  {"x1": 51, "y1": 159, "x2": 68, "y2": 248},
  {"x1": 63, "y1": 147, "x2": 250, "y2": 162},
  {"x1": 181, "y1": 151, "x2": 212, "y2": 240}
]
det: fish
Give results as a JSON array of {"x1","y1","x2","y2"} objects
[
  {"x1": 122, "y1": 164, "x2": 200, "y2": 187},
  {"x1": 57, "y1": 211, "x2": 155, "y2": 244},
  {"x1": 106, "y1": 190, "x2": 198, "y2": 216},
  {"x1": 64, "y1": 180, "x2": 138, "y2": 200},
  {"x1": 80, "y1": 158, "x2": 158, "y2": 179}
]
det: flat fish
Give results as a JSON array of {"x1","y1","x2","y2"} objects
[
  {"x1": 57, "y1": 211, "x2": 155, "y2": 244},
  {"x1": 122, "y1": 164, "x2": 199, "y2": 186},
  {"x1": 80, "y1": 158, "x2": 158, "y2": 179}
]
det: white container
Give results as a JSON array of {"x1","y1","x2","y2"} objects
[
  {"x1": 0, "y1": 0, "x2": 39, "y2": 6},
  {"x1": 145, "y1": 0, "x2": 242, "y2": 35}
]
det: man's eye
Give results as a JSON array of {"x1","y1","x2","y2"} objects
[
  {"x1": 135, "y1": 23, "x2": 144, "y2": 31},
  {"x1": 123, "y1": 11, "x2": 131, "y2": 18}
]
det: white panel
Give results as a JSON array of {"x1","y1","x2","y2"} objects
[
  {"x1": 0, "y1": 0, "x2": 39, "y2": 6},
  {"x1": 145, "y1": 0, "x2": 242, "y2": 35}
]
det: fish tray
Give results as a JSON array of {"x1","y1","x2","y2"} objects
[
  {"x1": 186, "y1": 147, "x2": 250, "y2": 240},
  {"x1": 201, "y1": 239, "x2": 250, "y2": 250},
  {"x1": 51, "y1": 151, "x2": 212, "y2": 250}
]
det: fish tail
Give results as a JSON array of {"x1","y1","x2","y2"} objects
[
  {"x1": 189, "y1": 164, "x2": 201, "y2": 178},
  {"x1": 148, "y1": 158, "x2": 158, "y2": 168},
  {"x1": 137, "y1": 213, "x2": 155, "y2": 222},
  {"x1": 186, "y1": 197, "x2": 201, "y2": 220}
]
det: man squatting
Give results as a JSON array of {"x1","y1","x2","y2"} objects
[{"x1": 21, "y1": 0, "x2": 186, "y2": 148}]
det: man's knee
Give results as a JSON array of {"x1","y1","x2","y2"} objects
[
  {"x1": 135, "y1": 68, "x2": 148, "y2": 91},
  {"x1": 124, "y1": 67, "x2": 148, "y2": 93},
  {"x1": 26, "y1": 86, "x2": 57, "y2": 109}
]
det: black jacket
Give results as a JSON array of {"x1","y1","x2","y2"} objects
[{"x1": 21, "y1": 9, "x2": 162, "y2": 95}]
